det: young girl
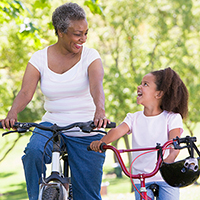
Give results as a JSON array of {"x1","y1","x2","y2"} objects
[{"x1": 90, "y1": 67, "x2": 188, "y2": 200}]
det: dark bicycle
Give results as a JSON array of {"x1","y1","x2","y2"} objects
[{"x1": 1, "y1": 120, "x2": 116, "y2": 200}]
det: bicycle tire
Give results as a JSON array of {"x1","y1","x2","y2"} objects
[
  {"x1": 68, "y1": 183, "x2": 73, "y2": 200},
  {"x1": 42, "y1": 186, "x2": 60, "y2": 200}
]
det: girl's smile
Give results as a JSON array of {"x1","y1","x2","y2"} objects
[{"x1": 137, "y1": 73, "x2": 163, "y2": 116}]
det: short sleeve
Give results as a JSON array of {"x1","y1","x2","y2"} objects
[
  {"x1": 168, "y1": 113, "x2": 183, "y2": 134},
  {"x1": 85, "y1": 47, "x2": 101, "y2": 66},
  {"x1": 123, "y1": 113, "x2": 136, "y2": 134},
  {"x1": 28, "y1": 47, "x2": 47, "y2": 74}
]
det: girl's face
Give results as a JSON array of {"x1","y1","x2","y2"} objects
[
  {"x1": 137, "y1": 73, "x2": 161, "y2": 107},
  {"x1": 59, "y1": 19, "x2": 88, "y2": 54}
]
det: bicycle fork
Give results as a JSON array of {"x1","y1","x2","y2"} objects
[
  {"x1": 38, "y1": 135, "x2": 69, "y2": 200},
  {"x1": 140, "y1": 178, "x2": 148, "y2": 200}
]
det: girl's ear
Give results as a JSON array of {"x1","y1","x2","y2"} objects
[{"x1": 156, "y1": 91, "x2": 164, "y2": 99}]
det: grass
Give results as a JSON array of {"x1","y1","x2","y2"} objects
[{"x1": 0, "y1": 125, "x2": 200, "y2": 200}]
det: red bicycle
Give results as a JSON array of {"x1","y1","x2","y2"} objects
[{"x1": 88, "y1": 136, "x2": 200, "y2": 200}]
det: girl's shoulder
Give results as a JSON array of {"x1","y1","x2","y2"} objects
[
  {"x1": 125, "y1": 111, "x2": 143, "y2": 119},
  {"x1": 163, "y1": 110, "x2": 183, "y2": 122},
  {"x1": 163, "y1": 110, "x2": 182, "y2": 117}
]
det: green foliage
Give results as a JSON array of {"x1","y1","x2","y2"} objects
[
  {"x1": 0, "y1": 0, "x2": 200, "y2": 133},
  {"x1": 84, "y1": 0, "x2": 104, "y2": 15},
  {"x1": 85, "y1": 0, "x2": 200, "y2": 135}
]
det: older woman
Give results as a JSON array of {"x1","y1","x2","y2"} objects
[{"x1": 1, "y1": 3, "x2": 108, "y2": 200}]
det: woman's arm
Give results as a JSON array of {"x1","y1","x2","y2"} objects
[
  {"x1": 1, "y1": 63, "x2": 40, "y2": 129},
  {"x1": 88, "y1": 58, "x2": 109, "y2": 128},
  {"x1": 90, "y1": 122, "x2": 130, "y2": 152},
  {"x1": 164, "y1": 128, "x2": 181, "y2": 163}
]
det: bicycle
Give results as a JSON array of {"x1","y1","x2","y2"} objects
[
  {"x1": 1, "y1": 120, "x2": 116, "y2": 200},
  {"x1": 88, "y1": 135, "x2": 200, "y2": 200}
]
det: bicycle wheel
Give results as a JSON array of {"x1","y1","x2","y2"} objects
[
  {"x1": 68, "y1": 183, "x2": 73, "y2": 200},
  {"x1": 42, "y1": 186, "x2": 63, "y2": 200}
]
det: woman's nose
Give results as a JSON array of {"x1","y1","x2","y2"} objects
[{"x1": 80, "y1": 34, "x2": 87, "y2": 43}]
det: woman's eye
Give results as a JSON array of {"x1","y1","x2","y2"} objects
[{"x1": 144, "y1": 83, "x2": 148, "y2": 86}]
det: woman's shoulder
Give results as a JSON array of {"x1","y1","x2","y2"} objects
[
  {"x1": 29, "y1": 47, "x2": 48, "y2": 72},
  {"x1": 82, "y1": 46, "x2": 100, "y2": 57},
  {"x1": 30, "y1": 46, "x2": 47, "y2": 60}
]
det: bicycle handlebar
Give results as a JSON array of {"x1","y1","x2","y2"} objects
[
  {"x1": 0, "y1": 121, "x2": 116, "y2": 136},
  {"x1": 88, "y1": 136, "x2": 198, "y2": 180}
]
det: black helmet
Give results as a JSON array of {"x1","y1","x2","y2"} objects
[
  {"x1": 160, "y1": 157, "x2": 200, "y2": 187},
  {"x1": 159, "y1": 136, "x2": 200, "y2": 187}
]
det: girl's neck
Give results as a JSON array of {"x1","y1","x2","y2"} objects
[{"x1": 143, "y1": 107, "x2": 163, "y2": 117}]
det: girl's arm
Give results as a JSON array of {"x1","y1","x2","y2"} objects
[
  {"x1": 164, "y1": 128, "x2": 181, "y2": 163},
  {"x1": 90, "y1": 122, "x2": 130, "y2": 152}
]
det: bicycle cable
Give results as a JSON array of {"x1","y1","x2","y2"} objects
[{"x1": 129, "y1": 147, "x2": 172, "y2": 200}]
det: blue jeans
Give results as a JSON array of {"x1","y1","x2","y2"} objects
[
  {"x1": 22, "y1": 122, "x2": 105, "y2": 200},
  {"x1": 134, "y1": 181, "x2": 179, "y2": 200}
]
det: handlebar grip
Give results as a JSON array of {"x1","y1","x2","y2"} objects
[
  {"x1": 87, "y1": 145, "x2": 92, "y2": 151},
  {"x1": 87, "y1": 142, "x2": 107, "y2": 152},
  {"x1": 105, "y1": 122, "x2": 116, "y2": 128},
  {"x1": 0, "y1": 121, "x2": 15, "y2": 129}
]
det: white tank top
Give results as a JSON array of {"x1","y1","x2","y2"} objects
[{"x1": 29, "y1": 45, "x2": 101, "y2": 136}]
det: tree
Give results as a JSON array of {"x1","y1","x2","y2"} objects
[
  {"x1": 84, "y1": 0, "x2": 200, "y2": 177},
  {"x1": 0, "y1": 0, "x2": 105, "y2": 162}
]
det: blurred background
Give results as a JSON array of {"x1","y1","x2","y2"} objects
[{"x1": 0, "y1": 0, "x2": 200, "y2": 199}]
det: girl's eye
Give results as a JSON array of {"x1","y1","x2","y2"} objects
[
  {"x1": 74, "y1": 34, "x2": 81, "y2": 36},
  {"x1": 144, "y1": 83, "x2": 148, "y2": 86}
]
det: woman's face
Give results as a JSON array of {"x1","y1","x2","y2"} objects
[{"x1": 59, "y1": 19, "x2": 88, "y2": 53}]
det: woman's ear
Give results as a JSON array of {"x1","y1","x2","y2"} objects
[
  {"x1": 156, "y1": 91, "x2": 164, "y2": 99},
  {"x1": 58, "y1": 29, "x2": 63, "y2": 38}
]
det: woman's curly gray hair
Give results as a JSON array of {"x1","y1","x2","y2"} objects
[{"x1": 52, "y1": 2, "x2": 86, "y2": 36}]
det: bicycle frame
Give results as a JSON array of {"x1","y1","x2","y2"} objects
[{"x1": 102, "y1": 140, "x2": 173, "y2": 200}]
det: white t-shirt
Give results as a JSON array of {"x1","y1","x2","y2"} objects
[
  {"x1": 29, "y1": 45, "x2": 101, "y2": 136},
  {"x1": 123, "y1": 110, "x2": 183, "y2": 183}
]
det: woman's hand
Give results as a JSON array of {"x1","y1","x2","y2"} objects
[
  {"x1": 90, "y1": 140, "x2": 103, "y2": 153},
  {"x1": 93, "y1": 108, "x2": 110, "y2": 129},
  {"x1": 0, "y1": 111, "x2": 17, "y2": 130}
]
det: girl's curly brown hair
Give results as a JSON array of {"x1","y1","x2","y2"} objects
[{"x1": 151, "y1": 67, "x2": 188, "y2": 119}]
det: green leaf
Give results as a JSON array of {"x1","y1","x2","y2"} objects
[{"x1": 84, "y1": 0, "x2": 104, "y2": 15}]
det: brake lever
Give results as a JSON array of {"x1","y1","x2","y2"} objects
[
  {"x1": 2, "y1": 127, "x2": 29, "y2": 137},
  {"x1": 79, "y1": 121, "x2": 95, "y2": 133},
  {"x1": 2, "y1": 130, "x2": 18, "y2": 136},
  {"x1": 91, "y1": 129, "x2": 107, "y2": 134},
  {"x1": 173, "y1": 140, "x2": 185, "y2": 150}
]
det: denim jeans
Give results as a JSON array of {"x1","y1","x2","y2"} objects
[
  {"x1": 22, "y1": 122, "x2": 105, "y2": 200},
  {"x1": 134, "y1": 181, "x2": 179, "y2": 200}
]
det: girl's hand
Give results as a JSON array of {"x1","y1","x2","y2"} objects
[{"x1": 90, "y1": 140, "x2": 103, "y2": 153}]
